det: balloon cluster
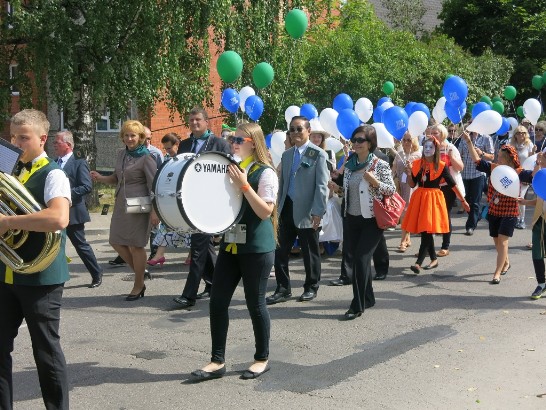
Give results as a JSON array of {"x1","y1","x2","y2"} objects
[{"x1": 221, "y1": 86, "x2": 264, "y2": 121}]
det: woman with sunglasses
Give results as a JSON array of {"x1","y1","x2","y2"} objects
[
  {"x1": 402, "y1": 138, "x2": 469, "y2": 274},
  {"x1": 533, "y1": 121, "x2": 546, "y2": 153},
  {"x1": 462, "y1": 133, "x2": 533, "y2": 284},
  {"x1": 392, "y1": 132, "x2": 421, "y2": 252},
  {"x1": 191, "y1": 123, "x2": 278, "y2": 380},
  {"x1": 336, "y1": 125, "x2": 395, "y2": 320},
  {"x1": 510, "y1": 125, "x2": 536, "y2": 229}
]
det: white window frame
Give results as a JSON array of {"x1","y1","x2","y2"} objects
[
  {"x1": 96, "y1": 109, "x2": 122, "y2": 132},
  {"x1": 9, "y1": 64, "x2": 19, "y2": 96},
  {"x1": 6, "y1": 2, "x2": 14, "y2": 28}
]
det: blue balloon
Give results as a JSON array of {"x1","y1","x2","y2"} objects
[
  {"x1": 337, "y1": 156, "x2": 345, "y2": 169},
  {"x1": 445, "y1": 101, "x2": 467, "y2": 124},
  {"x1": 377, "y1": 97, "x2": 392, "y2": 107},
  {"x1": 333, "y1": 93, "x2": 353, "y2": 112},
  {"x1": 443, "y1": 75, "x2": 468, "y2": 107},
  {"x1": 221, "y1": 88, "x2": 240, "y2": 113},
  {"x1": 533, "y1": 169, "x2": 546, "y2": 200},
  {"x1": 471, "y1": 102, "x2": 491, "y2": 119},
  {"x1": 244, "y1": 95, "x2": 264, "y2": 121},
  {"x1": 495, "y1": 117, "x2": 510, "y2": 135},
  {"x1": 404, "y1": 102, "x2": 417, "y2": 116},
  {"x1": 265, "y1": 133, "x2": 272, "y2": 149},
  {"x1": 336, "y1": 109, "x2": 360, "y2": 139},
  {"x1": 300, "y1": 103, "x2": 318, "y2": 120},
  {"x1": 413, "y1": 103, "x2": 430, "y2": 119},
  {"x1": 382, "y1": 106, "x2": 409, "y2": 141},
  {"x1": 373, "y1": 105, "x2": 387, "y2": 123}
]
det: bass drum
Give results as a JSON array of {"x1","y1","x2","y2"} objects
[{"x1": 152, "y1": 151, "x2": 244, "y2": 235}]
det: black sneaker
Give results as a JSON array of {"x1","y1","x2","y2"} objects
[
  {"x1": 108, "y1": 255, "x2": 126, "y2": 267},
  {"x1": 531, "y1": 285, "x2": 546, "y2": 300}
]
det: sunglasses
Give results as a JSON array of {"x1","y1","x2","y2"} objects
[
  {"x1": 536, "y1": 128, "x2": 544, "y2": 132},
  {"x1": 230, "y1": 137, "x2": 252, "y2": 145},
  {"x1": 515, "y1": 132, "x2": 526, "y2": 135},
  {"x1": 351, "y1": 137, "x2": 369, "y2": 144},
  {"x1": 448, "y1": 130, "x2": 457, "y2": 133},
  {"x1": 402, "y1": 139, "x2": 412, "y2": 142},
  {"x1": 289, "y1": 126, "x2": 307, "y2": 133}
]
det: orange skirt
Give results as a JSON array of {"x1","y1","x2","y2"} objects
[{"x1": 402, "y1": 188, "x2": 450, "y2": 234}]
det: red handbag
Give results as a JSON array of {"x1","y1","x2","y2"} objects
[
  {"x1": 369, "y1": 158, "x2": 406, "y2": 229},
  {"x1": 373, "y1": 192, "x2": 406, "y2": 229}
]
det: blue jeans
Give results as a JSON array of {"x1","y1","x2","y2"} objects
[{"x1": 463, "y1": 175, "x2": 485, "y2": 231}]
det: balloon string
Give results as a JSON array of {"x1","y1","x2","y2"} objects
[{"x1": 273, "y1": 39, "x2": 297, "y2": 131}]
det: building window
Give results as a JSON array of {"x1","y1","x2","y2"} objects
[
  {"x1": 9, "y1": 64, "x2": 19, "y2": 95},
  {"x1": 96, "y1": 109, "x2": 121, "y2": 132},
  {"x1": 6, "y1": 2, "x2": 14, "y2": 28}
]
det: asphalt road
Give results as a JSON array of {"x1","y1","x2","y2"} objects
[{"x1": 10, "y1": 210, "x2": 546, "y2": 410}]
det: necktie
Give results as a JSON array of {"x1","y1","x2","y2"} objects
[
  {"x1": 57, "y1": 158, "x2": 63, "y2": 166},
  {"x1": 287, "y1": 148, "x2": 302, "y2": 200},
  {"x1": 14, "y1": 161, "x2": 32, "y2": 176}
]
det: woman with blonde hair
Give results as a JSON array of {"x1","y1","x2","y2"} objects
[
  {"x1": 510, "y1": 125, "x2": 536, "y2": 229},
  {"x1": 192, "y1": 123, "x2": 279, "y2": 380},
  {"x1": 392, "y1": 131, "x2": 421, "y2": 252},
  {"x1": 91, "y1": 120, "x2": 158, "y2": 300}
]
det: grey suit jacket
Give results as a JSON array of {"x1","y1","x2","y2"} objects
[
  {"x1": 278, "y1": 142, "x2": 329, "y2": 229},
  {"x1": 61, "y1": 154, "x2": 92, "y2": 225}
]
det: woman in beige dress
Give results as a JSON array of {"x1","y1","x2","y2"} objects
[{"x1": 91, "y1": 120, "x2": 158, "y2": 300}]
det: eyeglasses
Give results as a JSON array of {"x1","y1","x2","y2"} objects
[
  {"x1": 402, "y1": 139, "x2": 412, "y2": 142},
  {"x1": 230, "y1": 136, "x2": 252, "y2": 145},
  {"x1": 448, "y1": 130, "x2": 457, "y2": 133},
  {"x1": 289, "y1": 126, "x2": 307, "y2": 133},
  {"x1": 536, "y1": 128, "x2": 544, "y2": 132},
  {"x1": 515, "y1": 132, "x2": 526, "y2": 135},
  {"x1": 351, "y1": 137, "x2": 369, "y2": 144}
]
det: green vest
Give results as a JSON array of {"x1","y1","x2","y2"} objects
[
  {"x1": 0, "y1": 158, "x2": 69, "y2": 286},
  {"x1": 221, "y1": 164, "x2": 276, "y2": 254}
]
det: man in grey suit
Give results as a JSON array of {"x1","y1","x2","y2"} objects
[
  {"x1": 54, "y1": 131, "x2": 103, "y2": 288},
  {"x1": 267, "y1": 116, "x2": 329, "y2": 304}
]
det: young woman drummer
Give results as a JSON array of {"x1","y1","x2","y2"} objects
[
  {"x1": 402, "y1": 137, "x2": 469, "y2": 273},
  {"x1": 191, "y1": 123, "x2": 278, "y2": 381}
]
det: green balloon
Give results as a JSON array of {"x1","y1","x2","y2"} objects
[
  {"x1": 532, "y1": 75, "x2": 544, "y2": 90},
  {"x1": 285, "y1": 9, "x2": 308, "y2": 39},
  {"x1": 382, "y1": 81, "x2": 395, "y2": 95},
  {"x1": 216, "y1": 51, "x2": 243, "y2": 83},
  {"x1": 542, "y1": 72, "x2": 546, "y2": 85},
  {"x1": 517, "y1": 106, "x2": 524, "y2": 118},
  {"x1": 252, "y1": 62, "x2": 275, "y2": 89},
  {"x1": 492, "y1": 96, "x2": 503, "y2": 103},
  {"x1": 504, "y1": 85, "x2": 517, "y2": 101},
  {"x1": 480, "y1": 96, "x2": 492, "y2": 105},
  {"x1": 445, "y1": 74, "x2": 455, "y2": 80},
  {"x1": 492, "y1": 101, "x2": 504, "y2": 114}
]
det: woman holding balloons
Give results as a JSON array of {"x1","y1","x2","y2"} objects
[
  {"x1": 461, "y1": 132, "x2": 534, "y2": 284},
  {"x1": 510, "y1": 125, "x2": 536, "y2": 229}
]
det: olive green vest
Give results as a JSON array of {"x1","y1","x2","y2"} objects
[
  {"x1": 221, "y1": 164, "x2": 276, "y2": 254},
  {"x1": 0, "y1": 159, "x2": 69, "y2": 286}
]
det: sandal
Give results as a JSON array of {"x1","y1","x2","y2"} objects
[
  {"x1": 437, "y1": 249, "x2": 449, "y2": 257},
  {"x1": 397, "y1": 243, "x2": 408, "y2": 253}
]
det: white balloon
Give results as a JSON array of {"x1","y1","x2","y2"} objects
[
  {"x1": 523, "y1": 98, "x2": 542, "y2": 126},
  {"x1": 507, "y1": 117, "x2": 518, "y2": 131},
  {"x1": 309, "y1": 118, "x2": 326, "y2": 133},
  {"x1": 408, "y1": 111, "x2": 429, "y2": 138},
  {"x1": 270, "y1": 131, "x2": 286, "y2": 158},
  {"x1": 372, "y1": 123, "x2": 395, "y2": 149},
  {"x1": 466, "y1": 110, "x2": 502, "y2": 135},
  {"x1": 435, "y1": 96, "x2": 447, "y2": 110},
  {"x1": 319, "y1": 108, "x2": 340, "y2": 138},
  {"x1": 433, "y1": 97, "x2": 447, "y2": 123},
  {"x1": 491, "y1": 165, "x2": 520, "y2": 198},
  {"x1": 522, "y1": 154, "x2": 538, "y2": 171},
  {"x1": 381, "y1": 101, "x2": 394, "y2": 110},
  {"x1": 325, "y1": 137, "x2": 343, "y2": 153},
  {"x1": 284, "y1": 105, "x2": 300, "y2": 126},
  {"x1": 238, "y1": 86, "x2": 255, "y2": 112},
  {"x1": 355, "y1": 98, "x2": 374, "y2": 122},
  {"x1": 270, "y1": 149, "x2": 282, "y2": 168}
]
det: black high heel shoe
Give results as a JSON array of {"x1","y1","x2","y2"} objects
[
  {"x1": 144, "y1": 270, "x2": 153, "y2": 280},
  {"x1": 126, "y1": 285, "x2": 146, "y2": 301}
]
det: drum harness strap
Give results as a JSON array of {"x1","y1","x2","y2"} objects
[{"x1": 225, "y1": 157, "x2": 260, "y2": 255}]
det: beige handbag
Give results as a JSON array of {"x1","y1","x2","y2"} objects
[{"x1": 125, "y1": 196, "x2": 152, "y2": 214}]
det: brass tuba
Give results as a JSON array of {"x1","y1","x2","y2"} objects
[{"x1": 0, "y1": 172, "x2": 62, "y2": 274}]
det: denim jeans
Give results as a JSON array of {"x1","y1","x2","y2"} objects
[{"x1": 463, "y1": 175, "x2": 485, "y2": 231}]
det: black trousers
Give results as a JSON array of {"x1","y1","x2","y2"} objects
[
  {"x1": 440, "y1": 186, "x2": 456, "y2": 250},
  {"x1": 416, "y1": 232, "x2": 436, "y2": 265},
  {"x1": 210, "y1": 250, "x2": 274, "y2": 363},
  {"x1": 340, "y1": 218, "x2": 389, "y2": 283},
  {"x1": 0, "y1": 283, "x2": 68, "y2": 410},
  {"x1": 66, "y1": 223, "x2": 102, "y2": 281},
  {"x1": 345, "y1": 215, "x2": 383, "y2": 313},
  {"x1": 180, "y1": 233, "x2": 216, "y2": 301},
  {"x1": 274, "y1": 198, "x2": 321, "y2": 292}
]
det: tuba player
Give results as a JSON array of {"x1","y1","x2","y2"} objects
[{"x1": 0, "y1": 109, "x2": 71, "y2": 409}]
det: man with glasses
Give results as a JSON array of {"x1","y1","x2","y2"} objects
[
  {"x1": 458, "y1": 129, "x2": 494, "y2": 235},
  {"x1": 267, "y1": 116, "x2": 329, "y2": 304},
  {"x1": 171, "y1": 107, "x2": 231, "y2": 309}
]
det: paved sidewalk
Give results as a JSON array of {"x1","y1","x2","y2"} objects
[{"x1": 10, "y1": 210, "x2": 546, "y2": 409}]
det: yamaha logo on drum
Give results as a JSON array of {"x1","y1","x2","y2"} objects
[{"x1": 194, "y1": 162, "x2": 228, "y2": 173}]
